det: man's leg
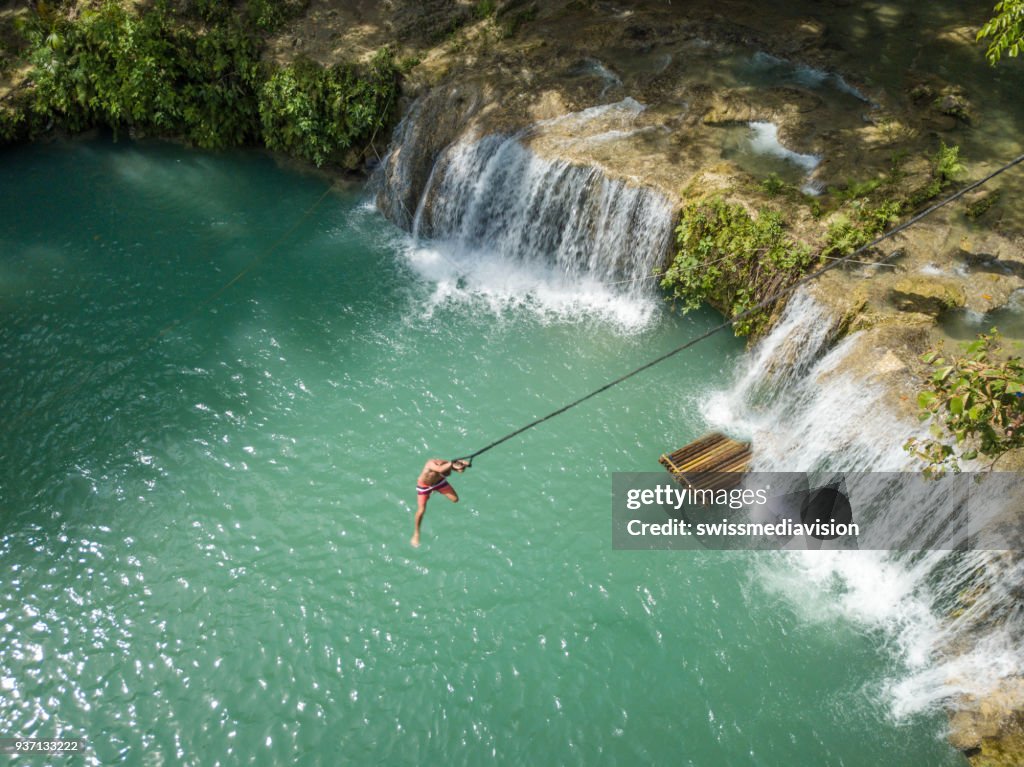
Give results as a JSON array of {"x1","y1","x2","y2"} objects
[
  {"x1": 437, "y1": 483, "x2": 459, "y2": 503},
  {"x1": 411, "y1": 492, "x2": 428, "y2": 547}
]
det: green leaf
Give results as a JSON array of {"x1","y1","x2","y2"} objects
[
  {"x1": 918, "y1": 391, "x2": 938, "y2": 409},
  {"x1": 950, "y1": 396, "x2": 964, "y2": 415},
  {"x1": 933, "y1": 366, "x2": 955, "y2": 383}
]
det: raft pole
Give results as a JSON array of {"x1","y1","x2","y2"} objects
[{"x1": 659, "y1": 432, "x2": 752, "y2": 489}]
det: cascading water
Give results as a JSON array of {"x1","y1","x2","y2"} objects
[
  {"x1": 705, "y1": 289, "x2": 1024, "y2": 720},
  {"x1": 377, "y1": 97, "x2": 1021, "y2": 732},
  {"x1": 376, "y1": 99, "x2": 674, "y2": 328}
]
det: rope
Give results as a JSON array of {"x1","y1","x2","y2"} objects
[{"x1": 452, "y1": 152, "x2": 1024, "y2": 463}]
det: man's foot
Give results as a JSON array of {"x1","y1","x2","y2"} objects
[{"x1": 410, "y1": 534, "x2": 420, "y2": 548}]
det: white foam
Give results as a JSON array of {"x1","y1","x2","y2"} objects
[
  {"x1": 400, "y1": 238, "x2": 658, "y2": 331},
  {"x1": 748, "y1": 122, "x2": 821, "y2": 173},
  {"x1": 961, "y1": 308, "x2": 988, "y2": 325},
  {"x1": 707, "y1": 289, "x2": 1024, "y2": 719},
  {"x1": 379, "y1": 112, "x2": 673, "y2": 332}
]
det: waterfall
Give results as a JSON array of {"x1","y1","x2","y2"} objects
[
  {"x1": 705, "y1": 290, "x2": 1024, "y2": 720},
  {"x1": 411, "y1": 133, "x2": 671, "y2": 289},
  {"x1": 376, "y1": 98, "x2": 1021, "y2": 722},
  {"x1": 375, "y1": 100, "x2": 674, "y2": 328}
]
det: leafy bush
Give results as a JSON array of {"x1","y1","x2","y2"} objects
[
  {"x1": 175, "y1": 24, "x2": 264, "y2": 148},
  {"x1": 659, "y1": 198, "x2": 815, "y2": 336},
  {"x1": 258, "y1": 48, "x2": 399, "y2": 167},
  {"x1": 837, "y1": 177, "x2": 882, "y2": 201},
  {"x1": 905, "y1": 331, "x2": 1024, "y2": 476},
  {"x1": 187, "y1": 0, "x2": 308, "y2": 31},
  {"x1": 933, "y1": 141, "x2": 966, "y2": 184},
  {"x1": 248, "y1": 0, "x2": 309, "y2": 33},
  {"x1": 760, "y1": 173, "x2": 787, "y2": 196},
  {"x1": 8, "y1": 1, "x2": 400, "y2": 164},
  {"x1": 22, "y1": 1, "x2": 264, "y2": 146},
  {"x1": 822, "y1": 142, "x2": 966, "y2": 259},
  {"x1": 821, "y1": 199, "x2": 902, "y2": 259}
]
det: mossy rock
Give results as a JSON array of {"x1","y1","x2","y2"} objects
[
  {"x1": 956, "y1": 712, "x2": 1024, "y2": 767},
  {"x1": 950, "y1": 679, "x2": 1024, "y2": 767},
  {"x1": 965, "y1": 190, "x2": 1001, "y2": 221},
  {"x1": 888, "y1": 277, "x2": 965, "y2": 316}
]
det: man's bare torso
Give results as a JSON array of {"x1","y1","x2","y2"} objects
[{"x1": 418, "y1": 459, "x2": 452, "y2": 487}]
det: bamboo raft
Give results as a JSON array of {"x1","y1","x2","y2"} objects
[{"x1": 659, "y1": 432, "x2": 752, "y2": 491}]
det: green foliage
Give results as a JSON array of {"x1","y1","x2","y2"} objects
[
  {"x1": 21, "y1": 1, "x2": 264, "y2": 146},
  {"x1": 902, "y1": 142, "x2": 966, "y2": 207},
  {"x1": 978, "y1": 0, "x2": 1024, "y2": 64},
  {"x1": 822, "y1": 199, "x2": 902, "y2": 258},
  {"x1": 907, "y1": 176, "x2": 943, "y2": 207},
  {"x1": 187, "y1": 0, "x2": 308, "y2": 31},
  {"x1": 187, "y1": 0, "x2": 233, "y2": 24},
  {"x1": 248, "y1": 0, "x2": 309, "y2": 33},
  {"x1": 659, "y1": 198, "x2": 815, "y2": 336},
  {"x1": 397, "y1": 54, "x2": 421, "y2": 73},
  {"x1": 474, "y1": 0, "x2": 497, "y2": 19},
  {"x1": 660, "y1": 139, "x2": 969, "y2": 339},
  {"x1": 7, "y1": 1, "x2": 400, "y2": 165},
  {"x1": 759, "y1": 173, "x2": 787, "y2": 196},
  {"x1": 0, "y1": 101, "x2": 29, "y2": 143},
  {"x1": 837, "y1": 177, "x2": 882, "y2": 201},
  {"x1": 822, "y1": 142, "x2": 966, "y2": 259},
  {"x1": 906, "y1": 331, "x2": 1024, "y2": 476},
  {"x1": 933, "y1": 141, "x2": 966, "y2": 183},
  {"x1": 258, "y1": 49, "x2": 399, "y2": 167}
]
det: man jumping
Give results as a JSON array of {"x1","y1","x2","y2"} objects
[{"x1": 411, "y1": 458, "x2": 470, "y2": 547}]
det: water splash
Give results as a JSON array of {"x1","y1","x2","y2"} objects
[
  {"x1": 377, "y1": 101, "x2": 673, "y2": 329},
  {"x1": 706, "y1": 289, "x2": 1024, "y2": 719},
  {"x1": 398, "y1": 238, "x2": 659, "y2": 330}
]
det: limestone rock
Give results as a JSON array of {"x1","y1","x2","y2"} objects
[
  {"x1": 949, "y1": 679, "x2": 1024, "y2": 767},
  {"x1": 889, "y1": 277, "x2": 965, "y2": 315}
]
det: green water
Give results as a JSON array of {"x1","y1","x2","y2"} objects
[{"x1": 1, "y1": 141, "x2": 964, "y2": 766}]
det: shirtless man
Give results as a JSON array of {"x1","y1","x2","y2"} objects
[{"x1": 411, "y1": 458, "x2": 470, "y2": 547}]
